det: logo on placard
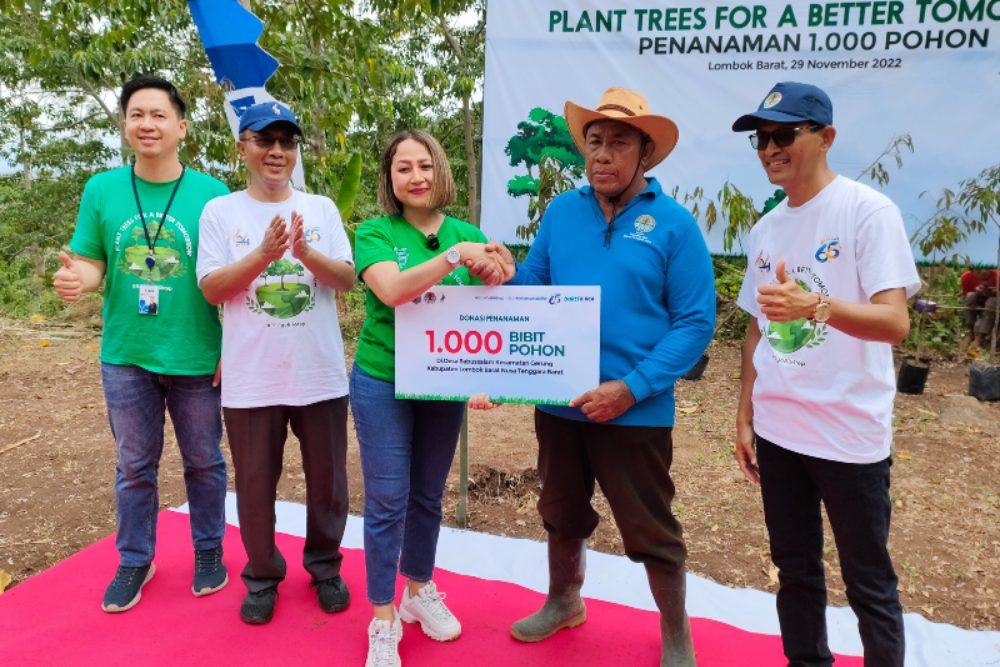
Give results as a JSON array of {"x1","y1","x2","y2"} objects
[{"x1": 548, "y1": 293, "x2": 562, "y2": 305}]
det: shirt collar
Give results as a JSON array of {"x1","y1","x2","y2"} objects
[{"x1": 579, "y1": 176, "x2": 662, "y2": 202}]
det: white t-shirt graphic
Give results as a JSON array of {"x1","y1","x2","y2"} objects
[
  {"x1": 197, "y1": 189, "x2": 353, "y2": 408},
  {"x1": 737, "y1": 176, "x2": 920, "y2": 463}
]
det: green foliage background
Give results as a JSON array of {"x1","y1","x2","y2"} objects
[
  {"x1": 1, "y1": 1, "x2": 995, "y2": 360},
  {"x1": 0, "y1": 0, "x2": 484, "y2": 317}
]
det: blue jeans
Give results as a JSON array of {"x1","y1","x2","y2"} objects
[
  {"x1": 756, "y1": 435, "x2": 904, "y2": 667},
  {"x1": 102, "y1": 363, "x2": 227, "y2": 567},
  {"x1": 349, "y1": 365, "x2": 466, "y2": 605}
]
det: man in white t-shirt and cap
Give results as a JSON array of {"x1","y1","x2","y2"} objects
[
  {"x1": 196, "y1": 101, "x2": 356, "y2": 624},
  {"x1": 731, "y1": 82, "x2": 919, "y2": 667}
]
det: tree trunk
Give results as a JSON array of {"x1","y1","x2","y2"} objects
[
  {"x1": 991, "y1": 238, "x2": 1000, "y2": 361},
  {"x1": 463, "y1": 95, "x2": 479, "y2": 227},
  {"x1": 19, "y1": 124, "x2": 32, "y2": 192}
]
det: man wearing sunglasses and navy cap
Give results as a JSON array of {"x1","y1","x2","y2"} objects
[
  {"x1": 731, "y1": 81, "x2": 919, "y2": 666},
  {"x1": 196, "y1": 101, "x2": 356, "y2": 624}
]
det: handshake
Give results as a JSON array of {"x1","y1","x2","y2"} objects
[{"x1": 462, "y1": 241, "x2": 516, "y2": 286}]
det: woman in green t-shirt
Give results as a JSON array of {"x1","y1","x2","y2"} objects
[{"x1": 350, "y1": 129, "x2": 512, "y2": 665}]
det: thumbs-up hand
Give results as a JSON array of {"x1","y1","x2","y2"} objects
[
  {"x1": 774, "y1": 260, "x2": 791, "y2": 284},
  {"x1": 756, "y1": 260, "x2": 819, "y2": 322},
  {"x1": 53, "y1": 251, "x2": 84, "y2": 303}
]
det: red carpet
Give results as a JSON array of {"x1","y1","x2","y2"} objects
[{"x1": 0, "y1": 510, "x2": 862, "y2": 666}]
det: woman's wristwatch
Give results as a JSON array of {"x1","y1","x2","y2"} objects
[{"x1": 446, "y1": 245, "x2": 461, "y2": 268}]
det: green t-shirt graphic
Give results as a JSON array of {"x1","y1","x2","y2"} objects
[
  {"x1": 70, "y1": 166, "x2": 228, "y2": 374},
  {"x1": 354, "y1": 215, "x2": 487, "y2": 382}
]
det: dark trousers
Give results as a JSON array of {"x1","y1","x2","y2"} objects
[
  {"x1": 756, "y1": 435, "x2": 905, "y2": 667},
  {"x1": 534, "y1": 409, "x2": 686, "y2": 571},
  {"x1": 224, "y1": 397, "x2": 349, "y2": 593}
]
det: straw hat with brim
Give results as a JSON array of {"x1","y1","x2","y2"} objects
[{"x1": 564, "y1": 88, "x2": 679, "y2": 170}]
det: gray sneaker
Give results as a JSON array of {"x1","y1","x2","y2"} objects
[
  {"x1": 102, "y1": 563, "x2": 156, "y2": 613},
  {"x1": 192, "y1": 546, "x2": 228, "y2": 596}
]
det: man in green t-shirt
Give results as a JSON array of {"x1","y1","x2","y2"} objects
[{"x1": 53, "y1": 75, "x2": 229, "y2": 613}]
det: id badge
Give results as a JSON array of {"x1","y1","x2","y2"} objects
[{"x1": 138, "y1": 284, "x2": 160, "y2": 315}]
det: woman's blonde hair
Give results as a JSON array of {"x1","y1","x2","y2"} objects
[{"x1": 377, "y1": 129, "x2": 456, "y2": 216}]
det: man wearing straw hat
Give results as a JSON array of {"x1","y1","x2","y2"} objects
[{"x1": 484, "y1": 87, "x2": 715, "y2": 666}]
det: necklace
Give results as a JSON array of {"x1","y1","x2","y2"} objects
[{"x1": 131, "y1": 165, "x2": 186, "y2": 271}]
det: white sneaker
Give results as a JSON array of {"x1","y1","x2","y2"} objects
[
  {"x1": 398, "y1": 581, "x2": 461, "y2": 641},
  {"x1": 366, "y1": 613, "x2": 403, "y2": 667}
]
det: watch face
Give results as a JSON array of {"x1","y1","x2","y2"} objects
[
  {"x1": 446, "y1": 247, "x2": 461, "y2": 265},
  {"x1": 814, "y1": 303, "x2": 832, "y2": 323}
]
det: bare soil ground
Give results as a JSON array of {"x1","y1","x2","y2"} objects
[{"x1": 1, "y1": 318, "x2": 998, "y2": 630}]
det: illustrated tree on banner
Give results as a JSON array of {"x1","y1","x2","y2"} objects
[
  {"x1": 186, "y1": 0, "x2": 305, "y2": 188},
  {"x1": 505, "y1": 108, "x2": 583, "y2": 242}
]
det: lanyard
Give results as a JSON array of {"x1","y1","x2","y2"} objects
[{"x1": 131, "y1": 165, "x2": 185, "y2": 270}]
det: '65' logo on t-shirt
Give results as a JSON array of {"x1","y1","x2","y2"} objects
[{"x1": 815, "y1": 238, "x2": 841, "y2": 263}]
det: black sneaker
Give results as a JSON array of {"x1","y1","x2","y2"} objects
[
  {"x1": 192, "y1": 546, "x2": 228, "y2": 596},
  {"x1": 312, "y1": 575, "x2": 350, "y2": 613},
  {"x1": 240, "y1": 587, "x2": 278, "y2": 624},
  {"x1": 102, "y1": 563, "x2": 156, "y2": 613}
]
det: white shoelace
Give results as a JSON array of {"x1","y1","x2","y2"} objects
[
  {"x1": 416, "y1": 586, "x2": 454, "y2": 622},
  {"x1": 368, "y1": 622, "x2": 400, "y2": 667}
]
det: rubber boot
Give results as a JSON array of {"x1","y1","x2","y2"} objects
[
  {"x1": 510, "y1": 535, "x2": 587, "y2": 642},
  {"x1": 645, "y1": 564, "x2": 696, "y2": 667}
]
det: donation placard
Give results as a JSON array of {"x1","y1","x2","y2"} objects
[{"x1": 394, "y1": 285, "x2": 600, "y2": 404}]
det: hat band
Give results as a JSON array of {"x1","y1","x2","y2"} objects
[{"x1": 596, "y1": 103, "x2": 637, "y2": 117}]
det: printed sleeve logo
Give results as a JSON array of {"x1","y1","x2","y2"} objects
[
  {"x1": 814, "y1": 238, "x2": 841, "y2": 263},
  {"x1": 394, "y1": 246, "x2": 409, "y2": 268},
  {"x1": 246, "y1": 258, "x2": 314, "y2": 319}
]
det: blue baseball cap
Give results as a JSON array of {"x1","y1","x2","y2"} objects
[
  {"x1": 732, "y1": 82, "x2": 833, "y2": 131},
  {"x1": 238, "y1": 101, "x2": 303, "y2": 135}
]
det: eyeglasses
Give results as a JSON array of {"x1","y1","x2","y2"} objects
[
  {"x1": 425, "y1": 233, "x2": 440, "y2": 250},
  {"x1": 244, "y1": 135, "x2": 302, "y2": 151},
  {"x1": 749, "y1": 125, "x2": 822, "y2": 150}
]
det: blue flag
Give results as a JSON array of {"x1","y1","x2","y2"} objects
[{"x1": 187, "y1": 0, "x2": 304, "y2": 187}]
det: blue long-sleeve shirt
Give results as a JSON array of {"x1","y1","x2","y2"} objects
[{"x1": 511, "y1": 178, "x2": 715, "y2": 426}]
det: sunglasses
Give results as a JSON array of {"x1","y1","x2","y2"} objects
[
  {"x1": 749, "y1": 125, "x2": 822, "y2": 150},
  {"x1": 245, "y1": 135, "x2": 302, "y2": 151}
]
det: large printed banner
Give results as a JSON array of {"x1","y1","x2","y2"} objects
[
  {"x1": 394, "y1": 286, "x2": 601, "y2": 404},
  {"x1": 482, "y1": 1, "x2": 1000, "y2": 263}
]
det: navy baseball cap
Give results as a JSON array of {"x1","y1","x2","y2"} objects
[
  {"x1": 238, "y1": 101, "x2": 303, "y2": 135},
  {"x1": 732, "y1": 82, "x2": 833, "y2": 131}
]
